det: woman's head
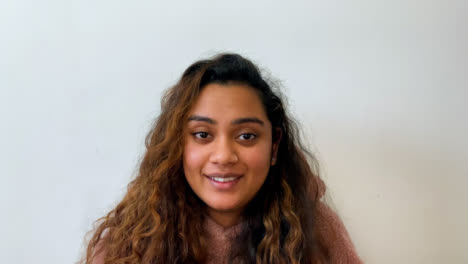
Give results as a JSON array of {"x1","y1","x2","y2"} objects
[
  {"x1": 83, "y1": 53, "x2": 326, "y2": 264},
  {"x1": 139, "y1": 54, "x2": 296, "y2": 218},
  {"x1": 178, "y1": 54, "x2": 290, "y2": 226}
]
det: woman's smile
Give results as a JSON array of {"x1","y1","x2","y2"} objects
[{"x1": 204, "y1": 172, "x2": 243, "y2": 190}]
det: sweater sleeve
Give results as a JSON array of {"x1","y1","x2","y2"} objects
[{"x1": 314, "y1": 201, "x2": 363, "y2": 264}]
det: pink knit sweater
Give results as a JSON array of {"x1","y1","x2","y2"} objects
[
  {"x1": 92, "y1": 203, "x2": 362, "y2": 263},
  {"x1": 202, "y1": 202, "x2": 362, "y2": 264}
]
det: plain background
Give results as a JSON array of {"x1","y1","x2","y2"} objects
[{"x1": 1, "y1": 0, "x2": 467, "y2": 263}]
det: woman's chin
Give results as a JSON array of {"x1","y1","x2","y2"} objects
[
  {"x1": 207, "y1": 204, "x2": 238, "y2": 213},
  {"x1": 205, "y1": 201, "x2": 243, "y2": 215}
]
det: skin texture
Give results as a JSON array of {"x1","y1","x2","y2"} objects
[{"x1": 183, "y1": 83, "x2": 280, "y2": 227}]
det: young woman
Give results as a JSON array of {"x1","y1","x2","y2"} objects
[{"x1": 81, "y1": 53, "x2": 362, "y2": 264}]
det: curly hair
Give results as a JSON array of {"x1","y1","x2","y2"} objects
[{"x1": 80, "y1": 53, "x2": 330, "y2": 264}]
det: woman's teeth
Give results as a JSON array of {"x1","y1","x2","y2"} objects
[{"x1": 210, "y1": 177, "x2": 238, "y2": 183}]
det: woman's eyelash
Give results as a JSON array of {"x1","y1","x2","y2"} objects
[
  {"x1": 239, "y1": 133, "x2": 257, "y2": 140},
  {"x1": 192, "y1": 132, "x2": 210, "y2": 139}
]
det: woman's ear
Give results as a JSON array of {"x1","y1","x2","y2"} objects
[{"x1": 271, "y1": 127, "x2": 282, "y2": 166}]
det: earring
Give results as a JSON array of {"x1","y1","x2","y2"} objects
[{"x1": 271, "y1": 157, "x2": 276, "y2": 165}]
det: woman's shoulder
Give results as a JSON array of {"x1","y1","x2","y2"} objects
[{"x1": 314, "y1": 201, "x2": 363, "y2": 264}]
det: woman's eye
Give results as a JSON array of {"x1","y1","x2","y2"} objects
[
  {"x1": 192, "y1": 132, "x2": 210, "y2": 139},
  {"x1": 239, "y1": 133, "x2": 256, "y2": 140}
]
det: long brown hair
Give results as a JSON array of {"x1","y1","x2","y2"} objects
[{"x1": 80, "y1": 53, "x2": 329, "y2": 263}]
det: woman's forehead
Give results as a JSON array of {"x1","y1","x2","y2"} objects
[{"x1": 188, "y1": 83, "x2": 268, "y2": 122}]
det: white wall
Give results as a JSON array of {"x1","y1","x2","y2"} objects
[{"x1": 1, "y1": 0, "x2": 466, "y2": 263}]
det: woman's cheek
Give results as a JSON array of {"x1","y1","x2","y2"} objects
[
  {"x1": 183, "y1": 142, "x2": 205, "y2": 172},
  {"x1": 245, "y1": 144, "x2": 272, "y2": 172}
]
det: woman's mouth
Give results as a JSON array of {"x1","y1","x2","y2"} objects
[
  {"x1": 204, "y1": 173, "x2": 243, "y2": 190},
  {"x1": 209, "y1": 176, "x2": 239, "y2": 183}
]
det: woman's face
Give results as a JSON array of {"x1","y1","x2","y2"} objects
[{"x1": 183, "y1": 83, "x2": 279, "y2": 225}]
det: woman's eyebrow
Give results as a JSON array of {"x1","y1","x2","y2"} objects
[
  {"x1": 231, "y1": 117, "x2": 264, "y2": 126},
  {"x1": 187, "y1": 115, "x2": 264, "y2": 126},
  {"x1": 188, "y1": 115, "x2": 216, "y2": 124}
]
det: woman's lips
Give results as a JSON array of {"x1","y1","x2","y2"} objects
[{"x1": 204, "y1": 173, "x2": 243, "y2": 190}]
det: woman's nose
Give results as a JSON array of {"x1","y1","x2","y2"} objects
[{"x1": 209, "y1": 136, "x2": 238, "y2": 165}]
